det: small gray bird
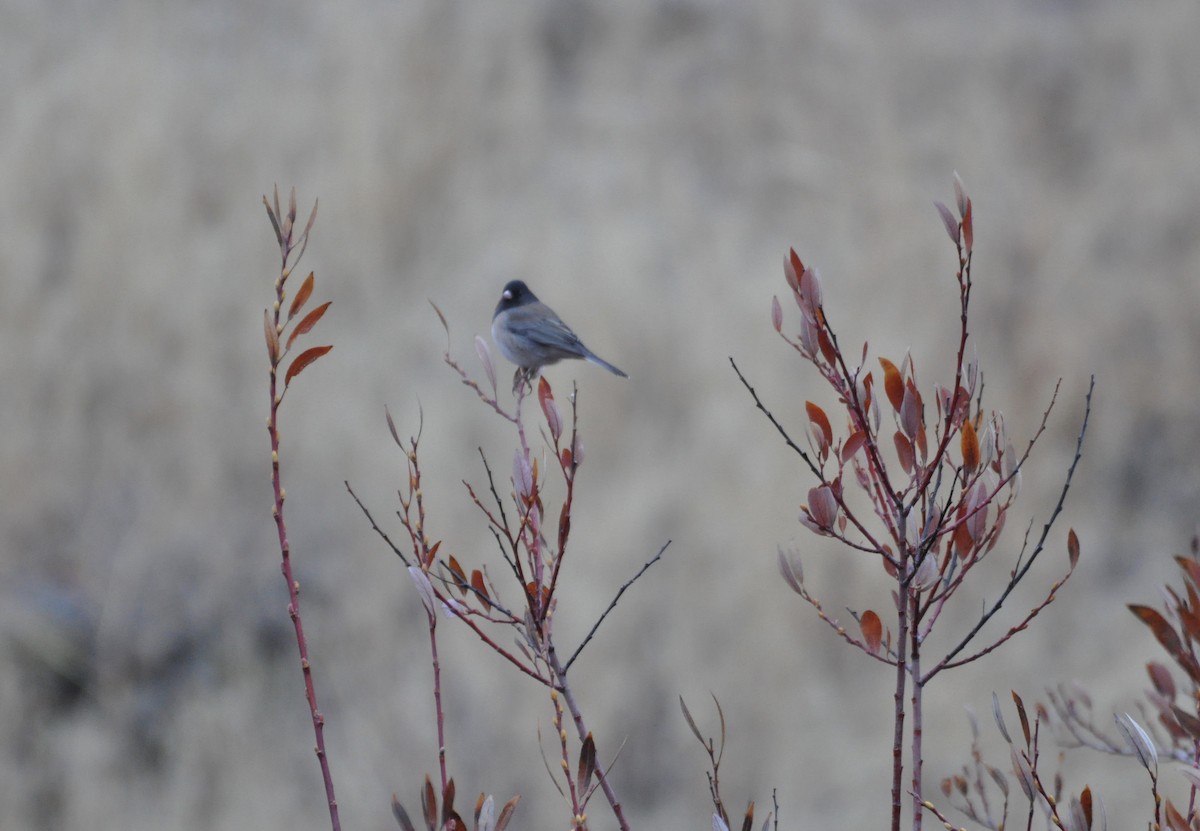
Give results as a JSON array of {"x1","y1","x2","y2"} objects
[{"x1": 491, "y1": 280, "x2": 627, "y2": 392}]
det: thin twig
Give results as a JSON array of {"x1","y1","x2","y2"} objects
[{"x1": 564, "y1": 541, "x2": 671, "y2": 672}]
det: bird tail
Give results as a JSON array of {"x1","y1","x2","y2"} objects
[{"x1": 585, "y1": 353, "x2": 628, "y2": 378}]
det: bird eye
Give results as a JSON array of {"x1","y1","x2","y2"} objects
[{"x1": 503, "y1": 290, "x2": 512, "y2": 300}]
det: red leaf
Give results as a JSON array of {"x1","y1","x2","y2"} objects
[
  {"x1": 1011, "y1": 690, "x2": 1031, "y2": 746},
  {"x1": 787, "y1": 249, "x2": 805, "y2": 292},
  {"x1": 879, "y1": 358, "x2": 904, "y2": 412},
  {"x1": 557, "y1": 502, "x2": 570, "y2": 552},
  {"x1": 841, "y1": 430, "x2": 866, "y2": 463},
  {"x1": 1067, "y1": 528, "x2": 1080, "y2": 567},
  {"x1": 577, "y1": 732, "x2": 597, "y2": 792},
  {"x1": 1147, "y1": 661, "x2": 1176, "y2": 699},
  {"x1": 1176, "y1": 556, "x2": 1200, "y2": 590},
  {"x1": 287, "y1": 300, "x2": 331, "y2": 350},
  {"x1": 1170, "y1": 705, "x2": 1200, "y2": 742},
  {"x1": 860, "y1": 610, "x2": 883, "y2": 655},
  {"x1": 818, "y1": 326, "x2": 837, "y2": 365},
  {"x1": 1130, "y1": 604, "x2": 1187, "y2": 665},
  {"x1": 1079, "y1": 786, "x2": 1093, "y2": 830},
  {"x1": 284, "y1": 344, "x2": 333, "y2": 387},
  {"x1": 422, "y1": 776, "x2": 437, "y2": 830},
  {"x1": 288, "y1": 271, "x2": 315, "y2": 320},
  {"x1": 806, "y1": 402, "x2": 833, "y2": 453},
  {"x1": 447, "y1": 556, "x2": 469, "y2": 595},
  {"x1": 961, "y1": 419, "x2": 980, "y2": 472}
]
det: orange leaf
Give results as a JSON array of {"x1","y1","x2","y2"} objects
[
  {"x1": 284, "y1": 344, "x2": 333, "y2": 387},
  {"x1": 470, "y1": 570, "x2": 489, "y2": 603},
  {"x1": 960, "y1": 419, "x2": 980, "y2": 472},
  {"x1": 286, "y1": 301, "x2": 331, "y2": 350},
  {"x1": 288, "y1": 271, "x2": 315, "y2": 321},
  {"x1": 860, "y1": 610, "x2": 883, "y2": 655},
  {"x1": 806, "y1": 402, "x2": 833, "y2": 452},
  {"x1": 879, "y1": 358, "x2": 904, "y2": 411},
  {"x1": 425, "y1": 539, "x2": 441, "y2": 568}
]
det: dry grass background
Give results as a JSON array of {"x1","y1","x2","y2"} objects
[{"x1": 2, "y1": 0, "x2": 1199, "y2": 828}]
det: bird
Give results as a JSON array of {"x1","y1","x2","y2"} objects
[{"x1": 491, "y1": 280, "x2": 627, "y2": 392}]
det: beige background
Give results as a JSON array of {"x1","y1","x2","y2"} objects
[{"x1": 3, "y1": 1, "x2": 1199, "y2": 828}]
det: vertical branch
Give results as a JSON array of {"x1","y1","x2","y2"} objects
[
  {"x1": 549, "y1": 646, "x2": 630, "y2": 831},
  {"x1": 428, "y1": 616, "x2": 449, "y2": 793},
  {"x1": 909, "y1": 592, "x2": 924, "y2": 831},
  {"x1": 262, "y1": 188, "x2": 340, "y2": 831}
]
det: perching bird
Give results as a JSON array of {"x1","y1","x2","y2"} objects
[{"x1": 491, "y1": 280, "x2": 627, "y2": 392}]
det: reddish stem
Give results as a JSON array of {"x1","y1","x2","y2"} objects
[{"x1": 266, "y1": 193, "x2": 340, "y2": 831}]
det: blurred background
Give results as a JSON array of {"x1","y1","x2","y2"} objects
[{"x1": 2, "y1": 0, "x2": 1199, "y2": 828}]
